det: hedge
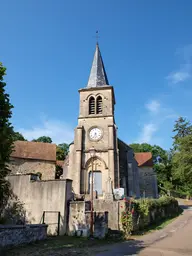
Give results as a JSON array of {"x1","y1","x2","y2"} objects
[{"x1": 121, "y1": 196, "x2": 179, "y2": 236}]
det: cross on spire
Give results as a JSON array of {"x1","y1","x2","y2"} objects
[{"x1": 95, "y1": 31, "x2": 99, "y2": 43}]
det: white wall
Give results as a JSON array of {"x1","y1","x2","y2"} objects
[{"x1": 8, "y1": 175, "x2": 73, "y2": 235}]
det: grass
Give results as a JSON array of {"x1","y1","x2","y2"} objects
[
  {"x1": 133, "y1": 207, "x2": 183, "y2": 236},
  {"x1": 2, "y1": 234, "x2": 123, "y2": 256}
]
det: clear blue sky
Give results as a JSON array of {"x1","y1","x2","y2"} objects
[{"x1": 1, "y1": 0, "x2": 192, "y2": 150}]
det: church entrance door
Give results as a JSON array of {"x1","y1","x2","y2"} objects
[{"x1": 89, "y1": 171, "x2": 102, "y2": 195}]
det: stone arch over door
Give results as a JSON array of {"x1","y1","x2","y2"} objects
[{"x1": 83, "y1": 157, "x2": 108, "y2": 195}]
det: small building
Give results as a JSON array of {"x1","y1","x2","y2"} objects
[
  {"x1": 8, "y1": 141, "x2": 56, "y2": 180},
  {"x1": 135, "y1": 152, "x2": 158, "y2": 198}
]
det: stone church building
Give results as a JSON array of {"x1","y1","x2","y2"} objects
[
  {"x1": 63, "y1": 43, "x2": 158, "y2": 199},
  {"x1": 8, "y1": 43, "x2": 158, "y2": 199}
]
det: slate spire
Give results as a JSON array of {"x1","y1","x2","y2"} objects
[{"x1": 87, "y1": 43, "x2": 109, "y2": 88}]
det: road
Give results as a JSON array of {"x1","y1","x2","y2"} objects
[{"x1": 96, "y1": 206, "x2": 192, "y2": 256}]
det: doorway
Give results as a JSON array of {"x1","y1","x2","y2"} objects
[{"x1": 88, "y1": 171, "x2": 102, "y2": 195}]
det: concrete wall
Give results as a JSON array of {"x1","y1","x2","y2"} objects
[
  {"x1": 93, "y1": 199, "x2": 120, "y2": 230},
  {"x1": 8, "y1": 175, "x2": 73, "y2": 235},
  {"x1": 8, "y1": 157, "x2": 56, "y2": 180},
  {"x1": 0, "y1": 224, "x2": 47, "y2": 249},
  {"x1": 139, "y1": 167, "x2": 158, "y2": 198},
  {"x1": 68, "y1": 201, "x2": 108, "y2": 238},
  {"x1": 68, "y1": 201, "x2": 90, "y2": 235}
]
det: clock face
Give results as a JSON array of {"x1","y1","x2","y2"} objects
[{"x1": 89, "y1": 127, "x2": 102, "y2": 141}]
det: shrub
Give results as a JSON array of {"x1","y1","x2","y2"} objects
[{"x1": 121, "y1": 196, "x2": 179, "y2": 235}]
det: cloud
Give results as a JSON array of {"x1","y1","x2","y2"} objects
[
  {"x1": 145, "y1": 100, "x2": 160, "y2": 113},
  {"x1": 138, "y1": 123, "x2": 157, "y2": 143},
  {"x1": 18, "y1": 119, "x2": 74, "y2": 144},
  {"x1": 166, "y1": 44, "x2": 192, "y2": 84},
  {"x1": 136, "y1": 99, "x2": 177, "y2": 146},
  {"x1": 167, "y1": 71, "x2": 190, "y2": 84}
]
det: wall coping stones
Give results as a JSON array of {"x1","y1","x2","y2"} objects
[{"x1": 0, "y1": 224, "x2": 48, "y2": 230}]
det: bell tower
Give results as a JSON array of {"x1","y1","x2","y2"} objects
[{"x1": 68, "y1": 43, "x2": 119, "y2": 196}]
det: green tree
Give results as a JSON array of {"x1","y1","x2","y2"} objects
[
  {"x1": 172, "y1": 135, "x2": 192, "y2": 197},
  {"x1": 129, "y1": 143, "x2": 167, "y2": 163},
  {"x1": 173, "y1": 117, "x2": 192, "y2": 149},
  {"x1": 130, "y1": 143, "x2": 152, "y2": 153},
  {"x1": 55, "y1": 165, "x2": 63, "y2": 179},
  {"x1": 12, "y1": 131, "x2": 26, "y2": 141},
  {"x1": 56, "y1": 143, "x2": 69, "y2": 160},
  {"x1": 154, "y1": 150, "x2": 173, "y2": 192},
  {"x1": 32, "y1": 136, "x2": 52, "y2": 143},
  {"x1": 0, "y1": 63, "x2": 14, "y2": 213}
]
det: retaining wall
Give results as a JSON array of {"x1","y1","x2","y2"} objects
[{"x1": 0, "y1": 224, "x2": 47, "y2": 248}]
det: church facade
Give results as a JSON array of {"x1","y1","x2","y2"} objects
[{"x1": 64, "y1": 43, "x2": 157, "y2": 199}]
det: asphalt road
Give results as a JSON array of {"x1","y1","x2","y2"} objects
[{"x1": 96, "y1": 206, "x2": 192, "y2": 256}]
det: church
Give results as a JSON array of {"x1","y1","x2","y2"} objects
[
  {"x1": 8, "y1": 43, "x2": 158, "y2": 199},
  {"x1": 63, "y1": 43, "x2": 158, "y2": 199}
]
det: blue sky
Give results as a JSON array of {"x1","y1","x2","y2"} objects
[{"x1": 1, "y1": 0, "x2": 192, "y2": 150}]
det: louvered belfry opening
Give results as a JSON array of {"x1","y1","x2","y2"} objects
[
  {"x1": 96, "y1": 96, "x2": 103, "y2": 114},
  {"x1": 89, "y1": 96, "x2": 95, "y2": 114}
]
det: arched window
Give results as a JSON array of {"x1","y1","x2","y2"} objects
[
  {"x1": 96, "y1": 96, "x2": 103, "y2": 114},
  {"x1": 89, "y1": 96, "x2": 95, "y2": 114}
]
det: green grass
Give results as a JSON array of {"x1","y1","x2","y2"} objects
[
  {"x1": 133, "y1": 208, "x2": 183, "y2": 236},
  {"x1": 3, "y1": 235, "x2": 122, "y2": 256}
]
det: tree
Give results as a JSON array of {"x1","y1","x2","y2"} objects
[
  {"x1": 32, "y1": 136, "x2": 52, "y2": 143},
  {"x1": 129, "y1": 143, "x2": 167, "y2": 163},
  {"x1": 12, "y1": 131, "x2": 26, "y2": 141},
  {"x1": 0, "y1": 62, "x2": 14, "y2": 213},
  {"x1": 172, "y1": 135, "x2": 192, "y2": 197},
  {"x1": 56, "y1": 143, "x2": 69, "y2": 160},
  {"x1": 173, "y1": 117, "x2": 192, "y2": 149},
  {"x1": 55, "y1": 165, "x2": 63, "y2": 179},
  {"x1": 129, "y1": 143, "x2": 152, "y2": 153}
]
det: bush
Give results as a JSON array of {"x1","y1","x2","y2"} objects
[{"x1": 121, "y1": 196, "x2": 179, "y2": 235}]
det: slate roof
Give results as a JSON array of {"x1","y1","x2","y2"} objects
[
  {"x1": 87, "y1": 43, "x2": 109, "y2": 88},
  {"x1": 11, "y1": 141, "x2": 56, "y2": 161},
  {"x1": 134, "y1": 152, "x2": 153, "y2": 167}
]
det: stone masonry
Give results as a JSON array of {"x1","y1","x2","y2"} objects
[
  {"x1": 9, "y1": 158, "x2": 56, "y2": 180},
  {"x1": 0, "y1": 224, "x2": 47, "y2": 248}
]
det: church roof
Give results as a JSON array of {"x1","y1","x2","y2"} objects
[
  {"x1": 134, "y1": 152, "x2": 153, "y2": 167},
  {"x1": 11, "y1": 141, "x2": 56, "y2": 162},
  {"x1": 87, "y1": 43, "x2": 109, "y2": 88}
]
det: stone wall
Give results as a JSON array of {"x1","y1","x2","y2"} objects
[
  {"x1": 8, "y1": 175, "x2": 73, "y2": 235},
  {"x1": 0, "y1": 224, "x2": 47, "y2": 248},
  {"x1": 68, "y1": 201, "x2": 108, "y2": 238},
  {"x1": 8, "y1": 157, "x2": 56, "y2": 180},
  {"x1": 93, "y1": 199, "x2": 120, "y2": 230}
]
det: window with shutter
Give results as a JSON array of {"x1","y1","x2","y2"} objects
[
  {"x1": 89, "y1": 96, "x2": 95, "y2": 114},
  {"x1": 96, "y1": 96, "x2": 102, "y2": 114}
]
